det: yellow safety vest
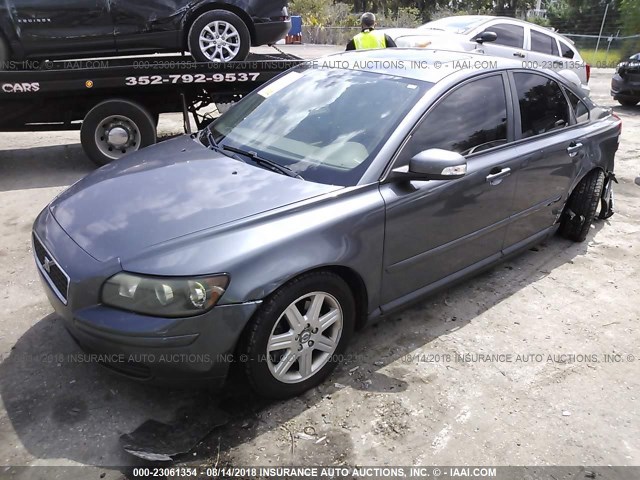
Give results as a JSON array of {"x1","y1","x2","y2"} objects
[{"x1": 353, "y1": 29, "x2": 387, "y2": 50}]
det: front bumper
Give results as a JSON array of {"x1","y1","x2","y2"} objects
[
  {"x1": 611, "y1": 73, "x2": 640, "y2": 101},
  {"x1": 253, "y1": 19, "x2": 291, "y2": 46},
  {"x1": 33, "y1": 207, "x2": 259, "y2": 386}
]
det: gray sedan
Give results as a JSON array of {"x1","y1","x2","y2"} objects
[{"x1": 33, "y1": 49, "x2": 621, "y2": 399}]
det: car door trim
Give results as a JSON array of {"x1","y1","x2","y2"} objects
[{"x1": 386, "y1": 214, "x2": 512, "y2": 274}]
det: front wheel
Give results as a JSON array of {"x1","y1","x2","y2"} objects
[
  {"x1": 559, "y1": 169, "x2": 605, "y2": 242},
  {"x1": 618, "y1": 98, "x2": 639, "y2": 107},
  {"x1": 188, "y1": 10, "x2": 251, "y2": 63},
  {"x1": 242, "y1": 272, "x2": 355, "y2": 399},
  {"x1": 80, "y1": 99, "x2": 157, "y2": 166}
]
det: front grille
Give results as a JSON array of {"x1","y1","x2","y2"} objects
[{"x1": 33, "y1": 233, "x2": 69, "y2": 304}]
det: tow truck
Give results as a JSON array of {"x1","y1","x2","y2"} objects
[{"x1": 0, "y1": 52, "x2": 302, "y2": 165}]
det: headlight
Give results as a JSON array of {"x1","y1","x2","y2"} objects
[{"x1": 102, "y1": 273, "x2": 229, "y2": 317}]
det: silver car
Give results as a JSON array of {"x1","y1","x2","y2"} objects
[
  {"x1": 33, "y1": 49, "x2": 619, "y2": 399},
  {"x1": 383, "y1": 15, "x2": 590, "y2": 93}
]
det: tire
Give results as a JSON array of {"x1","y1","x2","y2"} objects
[
  {"x1": 559, "y1": 169, "x2": 605, "y2": 242},
  {"x1": 618, "y1": 98, "x2": 639, "y2": 107},
  {"x1": 242, "y1": 271, "x2": 356, "y2": 399},
  {"x1": 188, "y1": 10, "x2": 251, "y2": 63},
  {"x1": 80, "y1": 99, "x2": 157, "y2": 166}
]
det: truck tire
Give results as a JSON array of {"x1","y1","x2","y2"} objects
[
  {"x1": 188, "y1": 10, "x2": 251, "y2": 63},
  {"x1": 559, "y1": 169, "x2": 605, "y2": 242},
  {"x1": 81, "y1": 99, "x2": 157, "y2": 166}
]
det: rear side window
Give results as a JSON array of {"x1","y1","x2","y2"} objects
[
  {"x1": 399, "y1": 75, "x2": 508, "y2": 159},
  {"x1": 558, "y1": 40, "x2": 575, "y2": 59},
  {"x1": 513, "y1": 72, "x2": 571, "y2": 138},
  {"x1": 565, "y1": 89, "x2": 590, "y2": 123},
  {"x1": 531, "y1": 30, "x2": 559, "y2": 56}
]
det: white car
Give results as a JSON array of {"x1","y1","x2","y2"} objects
[{"x1": 383, "y1": 15, "x2": 590, "y2": 93}]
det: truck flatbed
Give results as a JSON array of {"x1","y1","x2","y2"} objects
[{"x1": 0, "y1": 52, "x2": 303, "y2": 165}]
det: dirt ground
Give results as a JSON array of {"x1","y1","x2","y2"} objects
[{"x1": 0, "y1": 46, "x2": 638, "y2": 478}]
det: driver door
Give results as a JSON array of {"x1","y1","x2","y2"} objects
[
  {"x1": 379, "y1": 73, "x2": 521, "y2": 306},
  {"x1": 11, "y1": 0, "x2": 115, "y2": 57}
]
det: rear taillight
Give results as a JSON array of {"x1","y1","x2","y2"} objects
[{"x1": 586, "y1": 64, "x2": 591, "y2": 82}]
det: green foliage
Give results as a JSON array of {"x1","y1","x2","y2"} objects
[
  {"x1": 527, "y1": 15, "x2": 551, "y2": 27},
  {"x1": 620, "y1": 0, "x2": 640, "y2": 36}
]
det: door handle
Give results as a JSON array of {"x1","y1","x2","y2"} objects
[
  {"x1": 486, "y1": 167, "x2": 512, "y2": 185},
  {"x1": 513, "y1": 52, "x2": 525, "y2": 58},
  {"x1": 567, "y1": 142, "x2": 583, "y2": 157}
]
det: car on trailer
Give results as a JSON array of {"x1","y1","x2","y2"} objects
[
  {"x1": 32, "y1": 49, "x2": 621, "y2": 399},
  {"x1": 0, "y1": 0, "x2": 291, "y2": 64}
]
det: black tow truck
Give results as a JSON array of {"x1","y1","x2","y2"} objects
[{"x1": 0, "y1": 52, "x2": 302, "y2": 165}]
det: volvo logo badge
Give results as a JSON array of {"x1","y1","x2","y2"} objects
[{"x1": 43, "y1": 256, "x2": 53, "y2": 274}]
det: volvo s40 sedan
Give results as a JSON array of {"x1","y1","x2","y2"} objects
[
  {"x1": 0, "y1": 0, "x2": 290, "y2": 63},
  {"x1": 33, "y1": 49, "x2": 621, "y2": 399}
]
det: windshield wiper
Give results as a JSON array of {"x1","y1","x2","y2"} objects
[{"x1": 222, "y1": 145, "x2": 304, "y2": 180}]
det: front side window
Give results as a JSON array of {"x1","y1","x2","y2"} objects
[
  {"x1": 208, "y1": 67, "x2": 430, "y2": 186},
  {"x1": 531, "y1": 30, "x2": 559, "y2": 56},
  {"x1": 398, "y1": 75, "x2": 508, "y2": 163},
  {"x1": 513, "y1": 72, "x2": 571, "y2": 138},
  {"x1": 483, "y1": 23, "x2": 524, "y2": 48}
]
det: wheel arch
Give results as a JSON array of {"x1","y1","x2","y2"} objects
[{"x1": 182, "y1": 2, "x2": 256, "y2": 49}]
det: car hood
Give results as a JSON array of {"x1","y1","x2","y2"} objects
[{"x1": 50, "y1": 135, "x2": 341, "y2": 262}]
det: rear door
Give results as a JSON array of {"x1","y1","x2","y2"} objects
[
  {"x1": 10, "y1": 0, "x2": 115, "y2": 57},
  {"x1": 380, "y1": 73, "x2": 521, "y2": 305},
  {"x1": 502, "y1": 71, "x2": 585, "y2": 251},
  {"x1": 527, "y1": 28, "x2": 566, "y2": 72}
]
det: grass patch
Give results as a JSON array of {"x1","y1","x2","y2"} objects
[{"x1": 579, "y1": 49, "x2": 624, "y2": 68}]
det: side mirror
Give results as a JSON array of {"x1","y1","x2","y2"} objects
[
  {"x1": 390, "y1": 149, "x2": 467, "y2": 182},
  {"x1": 474, "y1": 31, "x2": 497, "y2": 44}
]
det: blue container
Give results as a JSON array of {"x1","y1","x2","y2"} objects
[{"x1": 289, "y1": 16, "x2": 302, "y2": 36}]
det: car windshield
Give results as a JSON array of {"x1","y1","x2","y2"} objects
[
  {"x1": 206, "y1": 66, "x2": 430, "y2": 186},
  {"x1": 417, "y1": 15, "x2": 492, "y2": 34}
]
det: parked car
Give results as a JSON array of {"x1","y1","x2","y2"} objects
[
  {"x1": 611, "y1": 53, "x2": 640, "y2": 106},
  {"x1": 382, "y1": 15, "x2": 591, "y2": 93},
  {"x1": 0, "y1": 0, "x2": 290, "y2": 64},
  {"x1": 33, "y1": 49, "x2": 620, "y2": 399}
]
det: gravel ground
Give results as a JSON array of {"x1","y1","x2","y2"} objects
[{"x1": 0, "y1": 46, "x2": 638, "y2": 478}]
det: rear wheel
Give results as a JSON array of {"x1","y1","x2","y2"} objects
[
  {"x1": 81, "y1": 99, "x2": 157, "y2": 166},
  {"x1": 618, "y1": 98, "x2": 639, "y2": 107},
  {"x1": 559, "y1": 169, "x2": 605, "y2": 242},
  {"x1": 188, "y1": 10, "x2": 251, "y2": 63},
  {"x1": 242, "y1": 272, "x2": 355, "y2": 399}
]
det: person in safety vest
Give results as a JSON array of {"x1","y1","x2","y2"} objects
[{"x1": 346, "y1": 12, "x2": 397, "y2": 51}]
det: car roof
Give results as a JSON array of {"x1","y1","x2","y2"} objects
[
  {"x1": 420, "y1": 15, "x2": 575, "y2": 44},
  {"x1": 315, "y1": 48, "x2": 522, "y2": 83}
]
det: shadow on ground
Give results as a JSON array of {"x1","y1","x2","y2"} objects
[
  {"x1": 0, "y1": 144, "x2": 93, "y2": 193},
  {"x1": 0, "y1": 221, "x2": 606, "y2": 474}
]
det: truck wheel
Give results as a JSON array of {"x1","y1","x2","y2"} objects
[
  {"x1": 559, "y1": 169, "x2": 605, "y2": 242},
  {"x1": 81, "y1": 99, "x2": 157, "y2": 166},
  {"x1": 242, "y1": 272, "x2": 355, "y2": 399},
  {"x1": 618, "y1": 98, "x2": 639, "y2": 107},
  {"x1": 188, "y1": 10, "x2": 250, "y2": 63}
]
